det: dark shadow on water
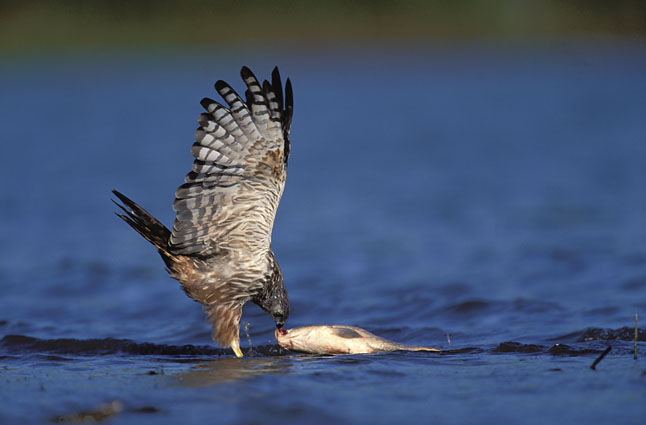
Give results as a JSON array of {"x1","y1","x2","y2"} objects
[
  {"x1": 576, "y1": 327, "x2": 646, "y2": 342},
  {"x1": 492, "y1": 341, "x2": 606, "y2": 356},
  {"x1": 547, "y1": 343, "x2": 605, "y2": 356},
  {"x1": 549, "y1": 327, "x2": 646, "y2": 343},
  {"x1": 437, "y1": 346, "x2": 483, "y2": 355},
  {"x1": 0, "y1": 334, "x2": 292, "y2": 358},
  {"x1": 1, "y1": 334, "x2": 228, "y2": 357},
  {"x1": 492, "y1": 341, "x2": 545, "y2": 353}
]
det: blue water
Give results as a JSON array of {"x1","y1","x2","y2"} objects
[{"x1": 1, "y1": 41, "x2": 645, "y2": 424}]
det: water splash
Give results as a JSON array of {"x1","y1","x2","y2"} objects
[{"x1": 243, "y1": 321, "x2": 254, "y2": 354}]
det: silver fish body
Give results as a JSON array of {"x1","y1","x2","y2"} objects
[{"x1": 275, "y1": 325, "x2": 439, "y2": 355}]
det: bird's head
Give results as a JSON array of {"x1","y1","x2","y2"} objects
[
  {"x1": 266, "y1": 282, "x2": 290, "y2": 329},
  {"x1": 255, "y1": 252, "x2": 290, "y2": 328},
  {"x1": 256, "y1": 278, "x2": 290, "y2": 329}
]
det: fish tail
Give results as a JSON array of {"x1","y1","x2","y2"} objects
[
  {"x1": 388, "y1": 342, "x2": 441, "y2": 352},
  {"x1": 408, "y1": 346, "x2": 441, "y2": 352}
]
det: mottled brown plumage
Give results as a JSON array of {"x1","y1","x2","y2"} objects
[{"x1": 113, "y1": 66, "x2": 293, "y2": 357}]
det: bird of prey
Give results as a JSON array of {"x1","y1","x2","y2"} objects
[{"x1": 112, "y1": 66, "x2": 293, "y2": 357}]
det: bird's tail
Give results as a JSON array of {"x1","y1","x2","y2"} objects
[{"x1": 112, "y1": 190, "x2": 172, "y2": 257}]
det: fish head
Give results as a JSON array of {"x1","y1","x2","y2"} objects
[
  {"x1": 274, "y1": 326, "x2": 317, "y2": 352},
  {"x1": 274, "y1": 327, "x2": 295, "y2": 350}
]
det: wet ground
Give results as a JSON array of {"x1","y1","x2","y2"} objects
[{"x1": 1, "y1": 40, "x2": 645, "y2": 424}]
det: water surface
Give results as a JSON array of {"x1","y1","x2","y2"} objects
[{"x1": 1, "y1": 41, "x2": 645, "y2": 424}]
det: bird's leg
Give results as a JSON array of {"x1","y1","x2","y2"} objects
[{"x1": 205, "y1": 302, "x2": 244, "y2": 357}]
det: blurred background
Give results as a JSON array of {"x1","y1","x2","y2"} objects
[
  {"x1": 2, "y1": 0, "x2": 646, "y2": 53},
  {"x1": 1, "y1": 1, "x2": 646, "y2": 424}
]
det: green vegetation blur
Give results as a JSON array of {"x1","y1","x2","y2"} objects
[{"x1": 2, "y1": 0, "x2": 645, "y2": 53}]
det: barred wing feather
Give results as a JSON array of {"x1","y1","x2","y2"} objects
[{"x1": 169, "y1": 67, "x2": 293, "y2": 261}]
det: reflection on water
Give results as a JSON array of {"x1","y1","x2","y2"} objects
[{"x1": 177, "y1": 356, "x2": 292, "y2": 387}]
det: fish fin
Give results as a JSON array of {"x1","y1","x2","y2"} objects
[{"x1": 332, "y1": 327, "x2": 363, "y2": 339}]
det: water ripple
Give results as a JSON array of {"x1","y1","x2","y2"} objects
[{"x1": 0, "y1": 334, "x2": 291, "y2": 358}]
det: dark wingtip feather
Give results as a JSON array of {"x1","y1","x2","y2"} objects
[
  {"x1": 271, "y1": 66, "x2": 281, "y2": 84},
  {"x1": 215, "y1": 80, "x2": 240, "y2": 106},
  {"x1": 272, "y1": 67, "x2": 284, "y2": 111},
  {"x1": 283, "y1": 77, "x2": 294, "y2": 131},
  {"x1": 285, "y1": 78, "x2": 293, "y2": 111},
  {"x1": 197, "y1": 113, "x2": 210, "y2": 127},
  {"x1": 240, "y1": 67, "x2": 262, "y2": 109},
  {"x1": 200, "y1": 97, "x2": 216, "y2": 111},
  {"x1": 281, "y1": 77, "x2": 293, "y2": 166},
  {"x1": 240, "y1": 66, "x2": 255, "y2": 80},
  {"x1": 214, "y1": 80, "x2": 229, "y2": 92},
  {"x1": 262, "y1": 80, "x2": 272, "y2": 95}
]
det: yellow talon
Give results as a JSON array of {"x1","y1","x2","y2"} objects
[{"x1": 232, "y1": 345, "x2": 243, "y2": 358}]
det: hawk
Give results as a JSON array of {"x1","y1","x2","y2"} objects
[{"x1": 112, "y1": 66, "x2": 293, "y2": 357}]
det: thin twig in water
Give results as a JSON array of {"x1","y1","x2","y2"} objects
[
  {"x1": 635, "y1": 313, "x2": 639, "y2": 360},
  {"x1": 590, "y1": 346, "x2": 611, "y2": 370}
]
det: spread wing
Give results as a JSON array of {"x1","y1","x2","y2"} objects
[{"x1": 169, "y1": 67, "x2": 293, "y2": 262}]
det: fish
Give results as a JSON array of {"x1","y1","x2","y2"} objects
[{"x1": 275, "y1": 325, "x2": 440, "y2": 355}]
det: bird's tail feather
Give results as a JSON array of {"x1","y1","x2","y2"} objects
[{"x1": 112, "y1": 189, "x2": 171, "y2": 253}]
